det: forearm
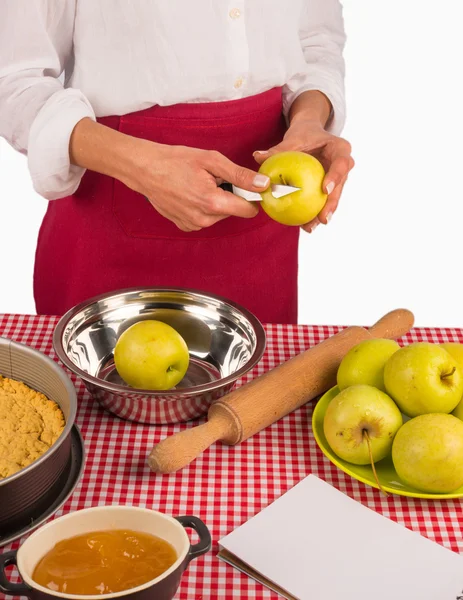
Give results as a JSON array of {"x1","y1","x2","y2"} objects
[
  {"x1": 288, "y1": 90, "x2": 332, "y2": 129},
  {"x1": 69, "y1": 117, "x2": 153, "y2": 189}
]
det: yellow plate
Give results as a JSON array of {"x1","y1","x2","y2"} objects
[{"x1": 312, "y1": 386, "x2": 463, "y2": 500}]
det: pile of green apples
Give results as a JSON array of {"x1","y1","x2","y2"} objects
[{"x1": 323, "y1": 339, "x2": 463, "y2": 494}]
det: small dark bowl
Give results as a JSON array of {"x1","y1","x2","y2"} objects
[
  {"x1": 0, "y1": 506, "x2": 211, "y2": 600},
  {"x1": 0, "y1": 337, "x2": 78, "y2": 534}
]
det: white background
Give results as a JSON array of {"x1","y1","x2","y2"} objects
[{"x1": 1, "y1": 0, "x2": 462, "y2": 327}]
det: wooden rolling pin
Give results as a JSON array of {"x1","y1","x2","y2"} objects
[{"x1": 148, "y1": 308, "x2": 414, "y2": 474}]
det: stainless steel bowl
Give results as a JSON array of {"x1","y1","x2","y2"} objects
[
  {"x1": 53, "y1": 288, "x2": 266, "y2": 424},
  {"x1": 0, "y1": 338, "x2": 78, "y2": 533}
]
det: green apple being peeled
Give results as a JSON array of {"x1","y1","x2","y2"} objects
[
  {"x1": 440, "y1": 343, "x2": 463, "y2": 420},
  {"x1": 337, "y1": 339, "x2": 400, "y2": 392},
  {"x1": 258, "y1": 151, "x2": 327, "y2": 226},
  {"x1": 383, "y1": 342, "x2": 463, "y2": 417},
  {"x1": 114, "y1": 320, "x2": 189, "y2": 390},
  {"x1": 392, "y1": 413, "x2": 463, "y2": 493},
  {"x1": 323, "y1": 385, "x2": 403, "y2": 465}
]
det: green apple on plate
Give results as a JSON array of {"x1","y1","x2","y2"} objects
[
  {"x1": 323, "y1": 384, "x2": 402, "y2": 466},
  {"x1": 383, "y1": 342, "x2": 463, "y2": 417},
  {"x1": 336, "y1": 338, "x2": 400, "y2": 392},
  {"x1": 441, "y1": 342, "x2": 463, "y2": 368},
  {"x1": 392, "y1": 413, "x2": 463, "y2": 493},
  {"x1": 114, "y1": 320, "x2": 189, "y2": 390},
  {"x1": 257, "y1": 151, "x2": 327, "y2": 226},
  {"x1": 312, "y1": 386, "x2": 463, "y2": 499},
  {"x1": 440, "y1": 343, "x2": 463, "y2": 420}
]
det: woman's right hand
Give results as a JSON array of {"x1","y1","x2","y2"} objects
[
  {"x1": 124, "y1": 141, "x2": 270, "y2": 232},
  {"x1": 69, "y1": 118, "x2": 270, "y2": 232}
]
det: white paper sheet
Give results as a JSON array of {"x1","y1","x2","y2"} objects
[{"x1": 218, "y1": 474, "x2": 463, "y2": 600}]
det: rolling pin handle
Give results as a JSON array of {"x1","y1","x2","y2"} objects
[
  {"x1": 148, "y1": 412, "x2": 232, "y2": 474},
  {"x1": 368, "y1": 308, "x2": 414, "y2": 340}
]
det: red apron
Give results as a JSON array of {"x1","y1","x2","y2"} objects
[{"x1": 34, "y1": 88, "x2": 300, "y2": 323}]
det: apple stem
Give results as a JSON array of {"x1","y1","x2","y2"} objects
[
  {"x1": 441, "y1": 366, "x2": 456, "y2": 380},
  {"x1": 363, "y1": 430, "x2": 388, "y2": 498}
]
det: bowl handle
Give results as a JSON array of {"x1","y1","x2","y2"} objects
[
  {"x1": 175, "y1": 516, "x2": 211, "y2": 564},
  {"x1": 0, "y1": 550, "x2": 31, "y2": 596}
]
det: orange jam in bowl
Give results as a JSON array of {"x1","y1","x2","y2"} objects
[{"x1": 32, "y1": 529, "x2": 178, "y2": 595}]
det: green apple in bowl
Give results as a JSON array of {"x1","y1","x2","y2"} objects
[
  {"x1": 337, "y1": 339, "x2": 400, "y2": 392},
  {"x1": 383, "y1": 342, "x2": 463, "y2": 417},
  {"x1": 257, "y1": 151, "x2": 327, "y2": 226},
  {"x1": 392, "y1": 413, "x2": 463, "y2": 493},
  {"x1": 323, "y1": 384, "x2": 403, "y2": 466},
  {"x1": 114, "y1": 320, "x2": 189, "y2": 390}
]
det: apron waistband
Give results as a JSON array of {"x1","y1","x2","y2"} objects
[{"x1": 98, "y1": 87, "x2": 283, "y2": 127}]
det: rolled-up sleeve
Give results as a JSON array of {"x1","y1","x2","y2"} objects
[
  {"x1": 282, "y1": 0, "x2": 346, "y2": 136},
  {"x1": 0, "y1": 0, "x2": 95, "y2": 200}
]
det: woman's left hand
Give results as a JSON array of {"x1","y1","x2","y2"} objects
[{"x1": 253, "y1": 119, "x2": 354, "y2": 233}]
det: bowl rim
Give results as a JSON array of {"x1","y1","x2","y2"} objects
[
  {"x1": 0, "y1": 337, "x2": 77, "y2": 486},
  {"x1": 53, "y1": 286, "x2": 267, "y2": 398},
  {"x1": 16, "y1": 505, "x2": 191, "y2": 599}
]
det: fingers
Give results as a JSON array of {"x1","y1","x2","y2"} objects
[
  {"x1": 143, "y1": 148, "x2": 266, "y2": 233},
  {"x1": 323, "y1": 149, "x2": 355, "y2": 195},
  {"x1": 252, "y1": 140, "x2": 298, "y2": 165},
  {"x1": 148, "y1": 188, "x2": 259, "y2": 233},
  {"x1": 147, "y1": 203, "x2": 201, "y2": 232},
  {"x1": 208, "y1": 151, "x2": 270, "y2": 191},
  {"x1": 301, "y1": 217, "x2": 320, "y2": 234},
  {"x1": 315, "y1": 141, "x2": 354, "y2": 226},
  {"x1": 250, "y1": 134, "x2": 354, "y2": 234},
  {"x1": 252, "y1": 151, "x2": 269, "y2": 166},
  {"x1": 254, "y1": 135, "x2": 354, "y2": 194},
  {"x1": 213, "y1": 188, "x2": 260, "y2": 219},
  {"x1": 302, "y1": 174, "x2": 348, "y2": 233},
  {"x1": 319, "y1": 175, "x2": 348, "y2": 224}
]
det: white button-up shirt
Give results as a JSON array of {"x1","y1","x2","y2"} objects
[{"x1": 0, "y1": 0, "x2": 346, "y2": 200}]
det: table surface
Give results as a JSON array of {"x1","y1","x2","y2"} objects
[{"x1": 1, "y1": 314, "x2": 463, "y2": 600}]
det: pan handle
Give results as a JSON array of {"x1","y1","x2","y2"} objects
[
  {"x1": 175, "y1": 516, "x2": 211, "y2": 564},
  {"x1": 0, "y1": 550, "x2": 31, "y2": 596}
]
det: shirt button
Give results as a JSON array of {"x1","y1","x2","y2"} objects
[
  {"x1": 234, "y1": 77, "x2": 244, "y2": 89},
  {"x1": 229, "y1": 8, "x2": 241, "y2": 19}
]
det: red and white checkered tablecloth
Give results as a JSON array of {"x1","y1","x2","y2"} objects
[{"x1": 1, "y1": 313, "x2": 463, "y2": 599}]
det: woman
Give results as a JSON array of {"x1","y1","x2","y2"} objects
[{"x1": 0, "y1": 1, "x2": 353, "y2": 323}]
